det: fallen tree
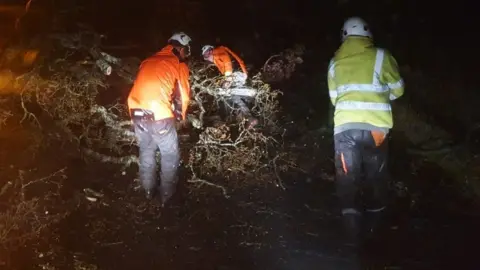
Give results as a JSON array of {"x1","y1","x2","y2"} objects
[
  {"x1": 4, "y1": 29, "x2": 479, "y2": 201},
  {"x1": 1, "y1": 30, "x2": 297, "y2": 198}
]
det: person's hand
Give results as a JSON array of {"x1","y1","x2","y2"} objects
[
  {"x1": 235, "y1": 72, "x2": 248, "y2": 81},
  {"x1": 222, "y1": 80, "x2": 233, "y2": 89}
]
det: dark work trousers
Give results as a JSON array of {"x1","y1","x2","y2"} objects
[
  {"x1": 334, "y1": 129, "x2": 389, "y2": 215},
  {"x1": 134, "y1": 117, "x2": 180, "y2": 203}
]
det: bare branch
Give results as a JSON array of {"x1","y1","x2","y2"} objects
[{"x1": 188, "y1": 177, "x2": 229, "y2": 199}]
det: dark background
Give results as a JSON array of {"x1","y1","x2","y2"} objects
[
  {"x1": 16, "y1": 0, "x2": 470, "y2": 136},
  {"x1": 3, "y1": 0, "x2": 476, "y2": 138},
  {"x1": 34, "y1": 0, "x2": 474, "y2": 73}
]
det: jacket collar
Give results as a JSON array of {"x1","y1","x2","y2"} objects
[
  {"x1": 335, "y1": 36, "x2": 374, "y2": 59},
  {"x1": 154, "y1": 45, "x2": 175, "y2": 57}
]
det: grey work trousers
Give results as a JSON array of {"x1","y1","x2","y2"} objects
[{"x1": 134, "y1": 117, "x2": 180, "y2": 203}]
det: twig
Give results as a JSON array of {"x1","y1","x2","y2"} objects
[
  {"x1": 100, "y1": 241, "x2": 124, "y2": 247},
  {"x1": 188, "y1": 177, "x2": 229, "y2": 198},
  {"x1": 20, "y1": 88, "x2": 41, "y2": 128},
  {"x1": 262, "y1": 54, "x2": 281, "y2": 72},
  {"x1": 272, "y1": 155, "x2": 286, "y2": 190},
  {"x1": 0, "y1": 182, "x2": 13, "y2": 197},
  {"x1": 82, "y1": 148, "x2": 139, "y2": 168},
  {"x1": 20, "y1": 168, "x2": 66, "y2": 190},
  {"x1": 15, "y1": 0, "x2": 35, "y2": 30},
  {"x1": 18, "y1": 168, "x2": 66, "y2": 201},
  {"x1": 190, "y1": 87, "x2": 207, "y2": 126}
]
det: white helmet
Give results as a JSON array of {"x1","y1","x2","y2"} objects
[
  {"x1": 168, "y1": 32, "x2": 192, "y2": 46},
  {"x1": 341, "y1": 17, "x2": 372, "y2": 41},
  {"x1": 201, "y1": 45, "x2": 214, "y2": 56}
]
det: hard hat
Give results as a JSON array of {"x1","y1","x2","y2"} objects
[
  {"x1": 341, "y1": 17, "x2": 372, "y2": 41},
  {"x1": 201, "y1": 45, "x2": 214, "y2": 55},
  {"x1": 168, "y1": 32, "x2": 192, "y2": 46}
]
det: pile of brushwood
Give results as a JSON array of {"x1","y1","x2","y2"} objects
[
  {"x1": 0, "y1": 28, "x2": 308, "y2": 262},
  {"x1": 0, "y1": 29, "x2": 308, "y2": 199}
]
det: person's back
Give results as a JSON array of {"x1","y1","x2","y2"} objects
[
  {"x1": 329, "y1": 36, "x2": 403, "y2": 135},
  {"x1": 128, "y1": 45, "x2": 189, "y2": 121},
  {"x1": 202, "y1": 45, "x2": 247, "y2": 77},
  {"x1": 332, "y1": 37, "x2": 378, "y2": 91},
  {"x1": 327, "y1": 17, "x2": 404, "y2": 247},
  {"x1": 201, "y1": 44, "x2": 256, "y2": 127},
  {"x1": 127, "y1": 32, "x2": 192, "y2": 204},
  {"x1": 212, "y1": 46, "x2": 232, "y2": 75}
]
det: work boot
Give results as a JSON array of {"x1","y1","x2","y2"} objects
[
  {"x1": 341, "y1": 209, "x2": 363, "y2": 248},
  {"x1": 159, "y1": 182, "x2": 178, "y2": 208},
  {"x1": 364, "y1": 207, "x2": 386, "y2": 238}
]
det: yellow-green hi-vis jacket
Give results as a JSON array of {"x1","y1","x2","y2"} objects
[{"x1": 327, "y1": 36, "x2": 404, "y2": 135}]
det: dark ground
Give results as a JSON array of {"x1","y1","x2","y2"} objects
[
  {"x1": 2, "y1": 106, "x2": 480, "y2": 270},
  {"x1": 2, "y1": 72, "x2": 480, "y2": 269}
]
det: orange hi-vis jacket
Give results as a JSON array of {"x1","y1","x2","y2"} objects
[
  {"x1": 212, "y1": 46, "x2": 247, "y2": 76},
  {"x1": 127, "y1": 45, "x2": 191, "y2": 121}
]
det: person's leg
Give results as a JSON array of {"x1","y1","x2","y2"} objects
[
  {"x1": 334, "y1": 130, "x2": 364, "y2": 244},
  {"x1": 229, "y1": 95, "x2": 248, "y2": 116},
  {"x1": 134, "y1": 124, "x2": 158, "y2": 199},
  {"x1": 363, "y1": 130, "x2": 389, "y2": 234},
  {"x1": 220, "y1": 97, "x2": 236, "y2": 122},
  {"x1": 230, "y1": 95, "x2": 258, "y2": 128},
  {"x1": 152, "y1": 118, "x2": 180, "y2": 206}
]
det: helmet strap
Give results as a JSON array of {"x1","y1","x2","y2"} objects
[{"x1": 169, "y1": 40, "x2": 190, "y2": 62}]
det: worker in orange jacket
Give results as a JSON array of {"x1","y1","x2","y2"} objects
[
  {"x1": 201, "y1": 45, "x2": 257, "y2": 128},
  {"x1": 201, "y1": 45, "x2": 247, "y2": 80},
  {"x1": 127, "y1": 32, "x2": 192, "y2": 205}
]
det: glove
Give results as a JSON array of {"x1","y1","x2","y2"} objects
[
  {"x1": 222, "y1": 80, "x2": 233, "y2": 89},
  {"x1": 232, "y1": 72, "x2": 247, "y2": 86},
  {"x1": 224, "y1": 72, "x2": 247, "y2": 88}
]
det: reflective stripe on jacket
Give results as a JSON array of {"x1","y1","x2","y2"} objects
[
  {"x1": 127, "y1": 45, "x2": 191, "y2": 121},
  {"x1": 213, "y1": 46, "x2": 247, "y2": 76},
  {"x1": 327, "y1": 37, "x2": 404, "y2": 129}
]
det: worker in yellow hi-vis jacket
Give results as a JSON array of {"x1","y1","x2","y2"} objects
[{"x1": 327, "y1": 17, "x2": 405, "y2": 245}]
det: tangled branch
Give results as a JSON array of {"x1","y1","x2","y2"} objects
[
  {"x1": 181, "y1": 58, "x2": 289, "y2": 194},
  {"x1": 188, "y1": 60, "x2": 282, "y2": 130},
  {"x1": 0, "y1": 98, "x2": 12, "y2": 128},
  {"x1": 14, "y1": 36, "x2": 137, "y2": 164},
  {"x1": 5, "y1": 30, "x2": 294, "y2": 197},
  {"x1": 262, "y1": 44, "x2": 305, "y2": 83},
  {"x1": 0, "y1": 168, "x2": 67, "y2": 252}
]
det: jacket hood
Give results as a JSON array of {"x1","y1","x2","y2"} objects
[
  {"x1": 154, "y1": 45, "x2": 175, "y2": 57},
  {"x1": 335, "y1": 37, "x2": 374, "y2": 59}
]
